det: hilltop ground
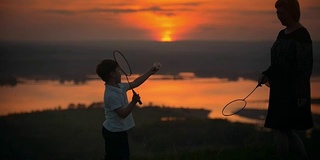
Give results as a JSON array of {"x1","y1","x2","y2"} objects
[{"x1": 0, "y1": 106, "x2": 319, "y2": 160}]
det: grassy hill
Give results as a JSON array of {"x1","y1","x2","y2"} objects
[{"x1": 0, "y1": 106, "x2": 319, "y2": 160}]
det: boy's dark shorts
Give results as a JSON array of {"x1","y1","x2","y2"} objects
[{"x1": 102, "y1": 127, "x2": 130, "y2": 160}]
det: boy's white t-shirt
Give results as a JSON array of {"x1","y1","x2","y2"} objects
[{"x1": 103, "y1": 83, "x2": 135, "y2": 132}]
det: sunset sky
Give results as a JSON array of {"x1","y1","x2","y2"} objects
[{"x1": 1, "y1": 0, "x2": 319, "y2": 42}]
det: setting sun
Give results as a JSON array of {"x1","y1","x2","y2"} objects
[
  {"x1": 119, "y1": 1, "x2": 203, "y2": 42},
  {"x1": 161, "y1": 31, "x2": 173, "y2": 42}
]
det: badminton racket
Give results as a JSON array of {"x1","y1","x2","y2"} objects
[
  {"x1": 113, "y1": 50, "x2": 142, "y2": 105},
  {"x1": 222, "y1": 83, "x2": 262, "y2": 116}
]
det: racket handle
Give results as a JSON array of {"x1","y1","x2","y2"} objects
[
  {"x1": 257, "y1": 81, "x2": 263, "y2": 87},
  {"x1": 132, "y1": 90, "x2": 142, "y2": 105}
]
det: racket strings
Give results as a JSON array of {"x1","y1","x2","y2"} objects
[
  {"x1": 222, "y1": 99, "x2": 247, "y2": 116},
  {"x1": 222, "y1": 84, "x2": 261, "y2": 116},
  {"x1": 113, "y1": 50, "x2": 132, "y2": 76}
]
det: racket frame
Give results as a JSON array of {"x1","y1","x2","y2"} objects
[
  {"x1": 113, "y1": 50, "x2": 142, "y2": 105},
  {"x1": 222, "y1": 83, "x2": 261, "y2": 116}
]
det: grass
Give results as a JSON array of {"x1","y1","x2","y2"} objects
[{"x1": 0, "y1": 107, "x2": 319, "y2": 160}]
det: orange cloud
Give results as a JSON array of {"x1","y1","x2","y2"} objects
[{"x1": 1, "y1": 0, "x2": 319, "y2": 41}]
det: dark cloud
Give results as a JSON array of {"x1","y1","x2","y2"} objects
[
  {"x1": 84, "y1": 7, "x2": 166, "y2": 15},
  {"x1": 43, "y1": 8, "x2": 138, "y2": 15},
  {"x1": 43, "y1": 2, "x2": 201, "y2": 16},
  {"x1": 164, "y1": 2, "x2": 202, "y2": 7},
  {"x1": 45, "y1": 9, "x2": 76, "y2": 15},
  {"x1": 44, "y1": 6, "x2": 189, "y2": 16},
  {"x1": 86, "y1": 8, "x2": 138, "y2": 14}
]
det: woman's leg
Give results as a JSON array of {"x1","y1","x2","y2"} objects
[
  {"x1": 274, "y1": 129, "x2": 290, "y2": 160},
  {"x1": 274, "y1": 129, "x2": 309, "y2": 160},
  {"x1": 288, "y1": 130, "x2": 309, "y2": 160}
]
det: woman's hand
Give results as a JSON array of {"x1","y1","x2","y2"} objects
[{"x1": 258, "y1": 74, "x2": 270, "y2": 87}]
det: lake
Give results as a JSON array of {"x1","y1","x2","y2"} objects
[{"x1": 1, "y1": 75, "x2": 319, "y2": 125}]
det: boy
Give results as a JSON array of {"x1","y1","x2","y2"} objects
[{"x1": 96, "y1": 59, "x2": 160, "y2": 160}]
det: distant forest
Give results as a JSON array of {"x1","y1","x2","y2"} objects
[{"x1": 1, "y1": 41, "x2": 319, "y2": 86}]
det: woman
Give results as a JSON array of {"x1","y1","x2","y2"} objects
[{"x1": 259, "y1": 0, "x2": 313, "y2": 159}]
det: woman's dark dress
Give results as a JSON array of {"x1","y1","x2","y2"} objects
[{"x1": 263, "y1": 28, "x2": 313, "y2": 130}]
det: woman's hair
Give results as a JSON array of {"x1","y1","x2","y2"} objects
[
  {"x1": 275, "y1": 0, "x2": 300, "y2": 22},
  {"x1": 96, "y1": 59, "x2": 118, "y2": 82}
]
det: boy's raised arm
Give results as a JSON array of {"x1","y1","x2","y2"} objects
[{"x1": 130, "y1": 62, "x2": 161, "y2": 89}]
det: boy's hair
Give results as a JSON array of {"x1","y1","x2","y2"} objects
[
  {"x1": 96, "y1": 59, "x2": 118, "y2": 82},
  {"x1": 275, "y1": 0, "x2": 300, "y2": 22}
]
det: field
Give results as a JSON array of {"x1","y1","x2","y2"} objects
[{"x1": 0, "y1": 106, "x2": 319, "y2": 160}]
